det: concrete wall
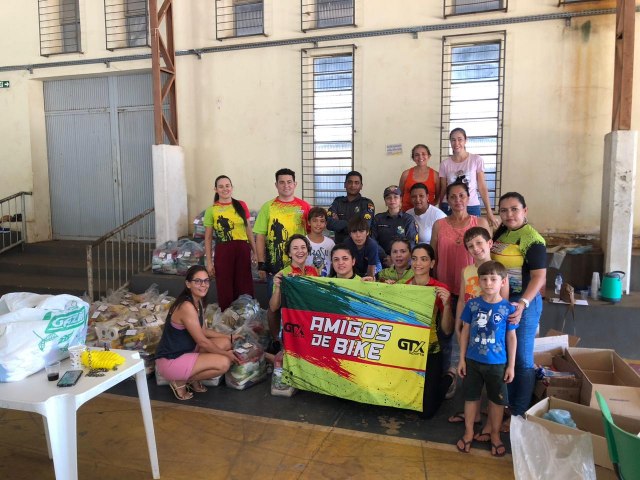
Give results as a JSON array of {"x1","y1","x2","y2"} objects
[{"x1": 0, "y1": 1, "x2": 638, "y2": 240}]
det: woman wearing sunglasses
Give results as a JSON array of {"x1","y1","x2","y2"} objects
[{"x1": 155, "y1": 265, "x2": 238, "y2": 401}]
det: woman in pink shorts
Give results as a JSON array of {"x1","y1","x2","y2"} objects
[{"x1": 155, "y1": 265, "x2": 238, "y2": 400}]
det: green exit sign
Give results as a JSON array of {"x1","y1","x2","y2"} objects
[{"x1": 0, "y1": 81, "x2": 9, "y2": 88}]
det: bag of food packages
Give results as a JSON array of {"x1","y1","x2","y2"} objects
[
  {"x1": 244, "y1": 309, "x2": 270, "y2": 351},
  {"x1": 225, "y1": 340, "x2": 267, "y2": 390},
  {"x1": 193, "y1": 210, "x2": 206, "y2": 240},
  {"x1": 0, "y1": 293, "x2": 89, "y2": 382},
  {"x1": 122, "y1": 325, "x2": 162, "y2": 353},
  {"x1": 152, "y1": 241, "x2": 179, "y2": 275},
  {"x1": 176, "y1": 239, "x2": 205, "y2": 276},
  {"x1": 209, "y1": 295, "x2": 266, "y2": 333}
]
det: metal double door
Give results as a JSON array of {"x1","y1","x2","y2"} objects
[{"x1": 44, "y1": 73, "x2": 155, "y2": 239}]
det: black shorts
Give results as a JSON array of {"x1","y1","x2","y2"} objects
[{"x1": 462, "y1": 358, "x2": 508, "y2": 406}]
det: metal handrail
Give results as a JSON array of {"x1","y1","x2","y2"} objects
[
  {"x1": 86, "y1": 207, "x2": 155, "y2": 301},
  {"x1": 0, "y1": 191, "x2": 32, "y2": 255}
]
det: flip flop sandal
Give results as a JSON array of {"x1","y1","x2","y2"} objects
[
  {"x1": 456, "y1": 438, "x2": 472, "y2": 453},
  {"x1": 447, "y1": 412, "x2": 482, "y2": 424},
  {"x1": 473, "y1": 431, "x2": 491, "y2": 443},
  {"x1": 491, "y1": 443, "x2": 507, "y2": 457}
]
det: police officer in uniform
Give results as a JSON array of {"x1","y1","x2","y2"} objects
[{"x1": 327, "y1": 171, "x2": 375, "y2": 244}]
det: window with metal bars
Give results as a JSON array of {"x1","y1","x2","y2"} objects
[
  {"x1": 216, "y1": 0, "x2": 264, "y2": 40},
  {"x1": 105, "y1": 0, "x2": 150, "y2": 50},
  {"x1": 301, "y1": 47, "x2": 355, "y2": 207},
  {"x1": 440, "y1": 33, "x2": 505, "y2": 209},
  {"x1": 443, "y1": 0, "x2": 507, "y2": 17},
  {"x1": 301, "y1": 0, "x2": 354, "y2": 32},
  {"x1": 39, "y1": 0, "x2": 81, "y2": 56}
]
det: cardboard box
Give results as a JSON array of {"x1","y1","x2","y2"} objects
[
  {"x1": 526, "y1": 396, "x2": 640, "y2": 470},
  {"x1": 566, "y1": 347, "x2": 640, "y2": 419},
  {"x1": 533, "y1": 335, "x2": 582, "y2": 403},
  {"x1": 533, "y1": 354, "x2": 581, "y2": 403},
  {"x1": 533, "y1": 332, "x2": 580, "y2": 366}
]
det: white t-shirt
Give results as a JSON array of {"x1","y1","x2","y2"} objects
[
  {"x1": 408, "y1": 206, "x2": 447, "y2": 243},
  {"x1": 439, "y1": 153, "x2": 485, "y2": 206},
  {"x1": 306, "y1": 236, "x2": 335, "y2": 277}
]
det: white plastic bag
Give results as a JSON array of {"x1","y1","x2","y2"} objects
[
  {"x1": 0, "y1": 293, "x2": 89, "y2": 382},
  {"x1": 511, "y1": 415, "x2": 596, "y2": 480}
]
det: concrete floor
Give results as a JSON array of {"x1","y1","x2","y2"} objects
[
  {"x1": 0, "y1": 394, "x2": 517, "y2": 480},
  {"x1": 0, "y1": 379, "x2": 620, "y2": 480},
  {"x1": 1, "y1": 269, "x2": 632, "y2": 478}
]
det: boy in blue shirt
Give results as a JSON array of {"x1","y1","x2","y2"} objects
[{"x1": 456, "y1": 261, "x2": 517, "y2": 457}]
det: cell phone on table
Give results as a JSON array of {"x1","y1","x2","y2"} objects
[{"x1": 57, "y1": 370, "x2": 83, "y2": 387}]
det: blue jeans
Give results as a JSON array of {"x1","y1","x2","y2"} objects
[
  {"x1": 439, "y1": 203, "x2": 482, "y2": 217},
  {"x1": 508, "y1": 293, "x2": 542, "y2": 416},
  {"x1": 438, "y1": 293, "x2": 459, "y2": 372}
]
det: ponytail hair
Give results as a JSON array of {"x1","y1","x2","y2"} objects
[
  {"x1": 214, "y1": 175, "x2": 248, "y2": 226},
  {"x1": 492, "y1": 191, "x2": 527, "y2": 241}
]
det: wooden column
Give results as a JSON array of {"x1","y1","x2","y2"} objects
[
  {"x1": 150, "y1": 0, "x2": 178, "y2": 145},
  {"x1": 611, "y1": 0, "x2": 635, "y2": 131}
]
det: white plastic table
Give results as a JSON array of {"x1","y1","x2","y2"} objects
[{"x1": 0, "y1": 349, "x2": 160, "y2": 479}]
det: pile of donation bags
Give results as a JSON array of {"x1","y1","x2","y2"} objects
[
  {"x1": 87, "y1": 285, "x2": 174, "y2": 374},
  {"x1": 152, "y1": 239, "x2": 205, "y2": 275},
  {"x1": 204, "y1": 295, "x2": 272, "y2": 391},
  {"x1": 0, "y1": 286, "x2": 293, "y2": 396}
]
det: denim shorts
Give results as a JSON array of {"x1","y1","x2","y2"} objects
[{"x1": 462, "y1": 358, "x2": 509, "y2": 406}]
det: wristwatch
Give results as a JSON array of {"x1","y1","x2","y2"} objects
[{"x1": 519, "y1": 297, "x2": 530, "y2": 309}]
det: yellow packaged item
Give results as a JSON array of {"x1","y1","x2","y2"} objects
[{"x1": 81, "y1": 350, "x2": 126, "y2": 369}]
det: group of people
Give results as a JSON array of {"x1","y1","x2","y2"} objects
[{"x1": 153, "y1": 128, "x2": 547, "y2": 458}]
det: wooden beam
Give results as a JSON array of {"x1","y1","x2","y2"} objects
[{"x1": 611, "y1": 0, "x2": 635, "y2": 131}]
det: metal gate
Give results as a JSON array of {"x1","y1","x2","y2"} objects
[{"x1": 44, "y1": 73, "x2": 155, "y2": 239}]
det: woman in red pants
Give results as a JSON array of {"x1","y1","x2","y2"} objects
[{"x1": 204, "y1": 175, "x2": 257, "y2": 310}]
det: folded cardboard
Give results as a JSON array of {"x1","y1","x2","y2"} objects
[
  {"x1": 545, "y1": 329, "x2": 580, "y2": 347},
  {"x1": 533, "y1": 353, "x2": 581, "y2": 403},
  {"x1": 566, "y1": 347, "x2": 640, "y2": 419},
  {"x1": 533, "y1": 331, "x2": 580, "y2": 366},
  {"x1": 534, "y1": 345, "x2": 563, "y2": 368},
  {"x1": 526, "y1": 396, "x2": 640, "y2": 470}
]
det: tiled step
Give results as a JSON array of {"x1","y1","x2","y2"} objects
[{"x1": 0, "y1": 272, "x2": 89, "y2": 297}]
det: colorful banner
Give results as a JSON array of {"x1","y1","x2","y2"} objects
[{"x1": 281, "y1": 276, "x2": 435, "y2": 412}]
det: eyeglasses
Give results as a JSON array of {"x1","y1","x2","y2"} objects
[{"x1": 190, "y1": 278, "x2": 211, "y2": 286}]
